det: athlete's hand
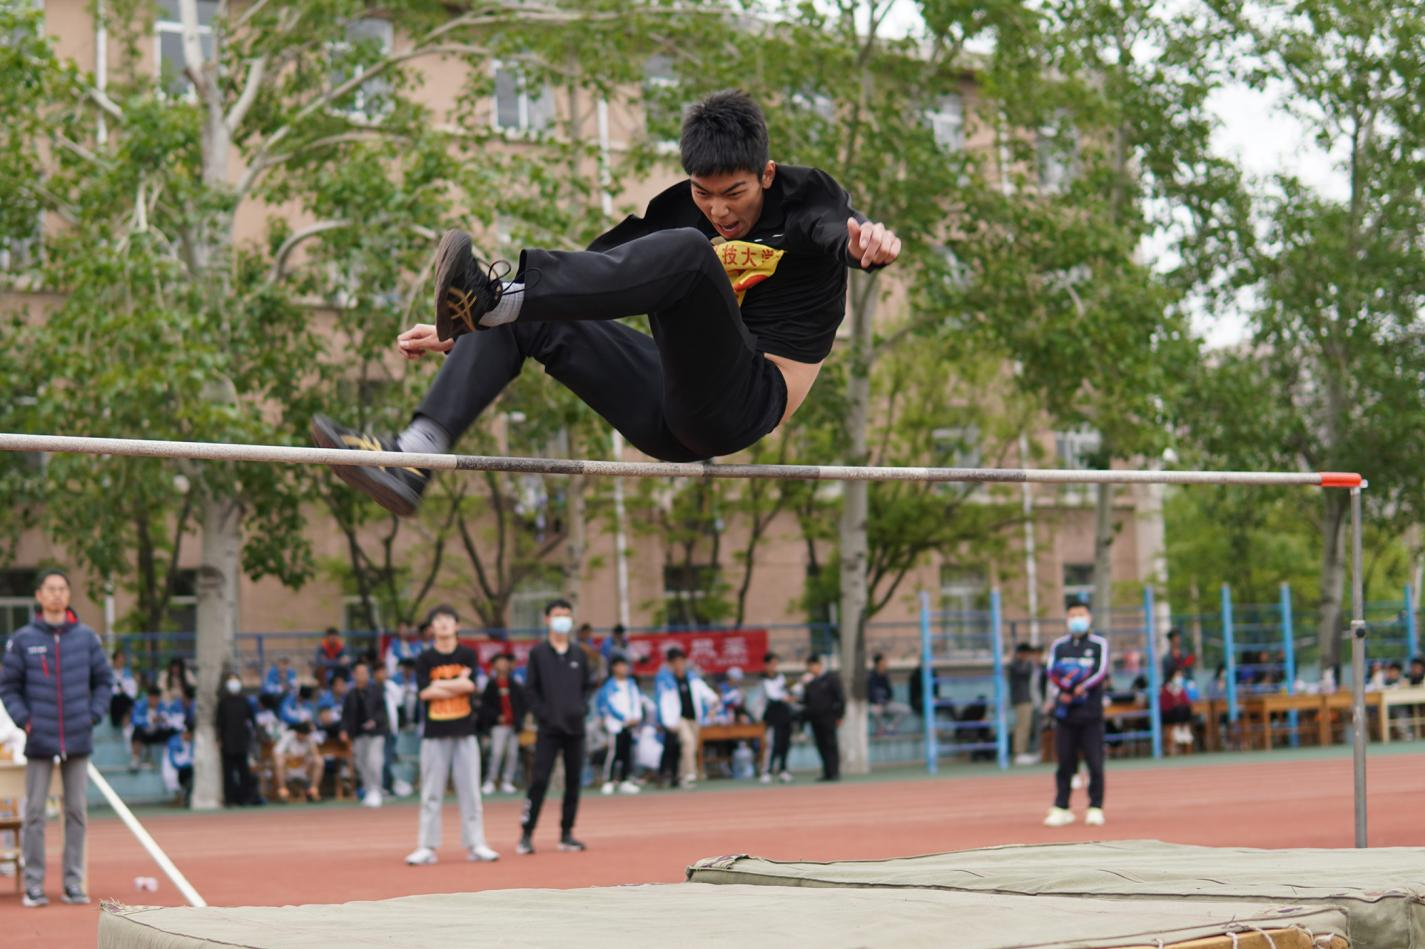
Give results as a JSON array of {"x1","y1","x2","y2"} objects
[
  {"x1": 847, "y1": 217, "x2": 901, "y2": 268},
  {"x1": 397, "y1": 323, "x2": 455, "y2": 361}
]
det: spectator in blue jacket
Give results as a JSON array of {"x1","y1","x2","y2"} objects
[
  {"x1": 280, "y1": 684, "x2": 317, "y2": 728},
  {"x1": 0, "y1": 568, "x2": 114, "y2": 908},
  {"x1": 262, "y1": 656, "x2": 298, "y2": 696},
  {"x1": 596, "y1": 656, "x2": 643, "y2": 795}
]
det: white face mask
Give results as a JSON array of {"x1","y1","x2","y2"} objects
[
  {"x1": 550, "y1": 616, "x2": 574, "y2": 635},
  {"x1": 225, "y1": 679, "x2": 242, "y2": 695}
]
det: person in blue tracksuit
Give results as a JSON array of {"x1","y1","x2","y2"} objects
[
  {"x1": 262, "y1": 656, "x2": 298, "y2": 696},
  {"x1": 596, "y1": 656, "x2": 643, "y2": 794},
  {"x1": 1043, "y1": 601, "x2": 1110, "y2": 828},
  {"x1": 0, "y1": 569, "x2": 113, "y2": 908}
]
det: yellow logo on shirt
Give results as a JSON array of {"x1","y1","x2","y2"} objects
[{"x1": 712, "y1": 239, "x2": 785, "y2": 304}]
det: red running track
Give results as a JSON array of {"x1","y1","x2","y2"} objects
[{"x1": 7, "y1": 751, "x2": 1424, "y2": 946}]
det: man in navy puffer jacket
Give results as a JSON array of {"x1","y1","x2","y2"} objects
[{"x1": 0, "y1": 568, "x2": 113, "y2": 908}]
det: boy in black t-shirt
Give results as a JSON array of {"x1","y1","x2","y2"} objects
[
  {"x1": 312, "y1": 90, "x2": 901, "y2": 517},
  {"x1": 404, "y1": 605, "x2": 499, "y2": 865}
]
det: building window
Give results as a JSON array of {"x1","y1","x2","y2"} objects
[
  {"x1": 643, "y1": 54, "x2": 681, "y2": 149},
  {"x1": 329, "y1": 18, "x2": 393, "y2": 120},
  {"x1": 509, "y1": 586, "x2": 561, "y2": 634},
  {"x1": 939, "y1": 565, "x2": 988, "y2": 614},
  {"x1": 1037, "y1": 116, "x2": 1078, "y2": 193},
  {"x1": 493, "y1": 63, "x2": 554, "y2": 134},
  {"x1": 932, "y1": 425, "x2": 981, "y2": 469},
  {"x1": 155, "y1": 0, "x2": 218, "y2": 98},
  {"x1": 0, "y1": 569, "x2": 38, "y2": 638},
  {"x1": 926, "y1": 93, "x2": 965, "y2": 152},
  {"x1": 164, "y1": 569, "x2": 198, "y2": 633},
  {"x1": 1054, "y1": 428, "x2": 1102, "y2": 470},
  {"x1": 0, "y1": 212, "x2": 42, "y2": 273},
  {"x1": 1063, "y1": 563, "x2": 1094, "y2": 610},
  {"x1": 342, "y1": 595, "x2": 381, "y2": 632},
  {"x1": 663, "y1": 563, "x2": 721, "y2": 627}
]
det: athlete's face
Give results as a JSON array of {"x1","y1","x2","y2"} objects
[{"x1": 690, "y1": 162, "x2": 776, "y2": 241}]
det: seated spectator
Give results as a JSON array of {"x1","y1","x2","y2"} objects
[
  {"x1": 600, "y1": 624, "x2": 633, "y2": 667},
  {"x1": 717, "y1": 667, "x2": 751, "y2": 724},
  {"x1": 1161, "y1": 628, "x2": 1194, "y2": 682},
  {"x1": 163, "y1": 656, "x2": 196, "y2": 699},
  {"x1": 162, "y1": 727, "x2": 195, "y2": 806},
  {"x1": 316, "y1": 676, "x2": 349, "y2": 738},
  {"x1": 280, "y1": 684, "x2": 317, "y2": 729},
  {"x1": 130, "y1": 687, "x2": 176, "y2": 770},
  {"x1": 1410, "y1": 657, "x2": 1425, "y2": 687},
  {"x1": 162, "y1": 689, "x2": 192, "y2": 732},
  {"x1": 957, "y1": 695, "x2": 995, "y2": 761},
  {"x1": 110, "y1": 650, "x2": 139, "y2": 732},
  {"x1": 384, "y1": 621, "x2": 426, "y2": 677},
  {"x1": 1160, "y1": 672, "x2": 1195, "y2": 750},
  {"x1": 478, "y1": 652, "x2": 526, "y2": 795},
  {"x1": 274, "y1": 721, "x2": 324, "y2": 802},
  {"x1": 263, "y1": 656, "x2": 298, "y2": 696},
  {"x1": 868, "y1": 653, "x2": 911, "y2": 736},
  {"x1": 254, "y1": 692, "x2": 284, "y2": 744},
  {"x1": 217, "y1": 672, "x2": 258, "y2": 806},
  {"x1": 313, "y1": 627, "x2": 352, "y2": 685}
]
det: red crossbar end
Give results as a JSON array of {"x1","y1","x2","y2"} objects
[{"x1": 1319, "y1": 472, "x2": 1364, "y2": 489}]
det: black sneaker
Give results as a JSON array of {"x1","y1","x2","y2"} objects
[
  {"x1": 22, "y1": 886, "x2": 47, "y2": 908},
  {"x1": 310, "y1": 415, "x2": 429, "y2": 517},
  {"x1": 558, "y1": 834, "x2": 587, "y2": 852},
  {"x1": 516, "y1": 832, "x2": 534, "y2": 856},
  {"x1": 433, "y1": 229, "x2": 510, "y2": 342},
  {"x1": 61, "y1": 885, "x2": 89, "y2": 905}
]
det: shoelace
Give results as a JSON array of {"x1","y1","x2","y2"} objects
[{"x1": 446, "y1": 258, "x2": 513, "y2": 334}]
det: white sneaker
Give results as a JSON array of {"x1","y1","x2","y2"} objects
[
  {"x1": 680, "y1": 775, "x2": 697, "y2": 789},
  {"x1": 393, "y1": 779, "x2": 414, "y2": 797},
  {"x1": 468, "y1": 844, "x2": 501, "y2": 862},
  {"x1": 404, "y1": 847, "x2": 438, "y2": 866},
  {"x1": 618, "y1": 781, "x2": 641, "y2": 795},
  {"x1": 362, "y1": 790, "x2": 383, "y2": 808},
  {"x1": 1014, "y1": 753, "x2": 1039, "y2": 765},
  {"x1": 1085, "y1": 807, "x2": 1105, "y2": 827},
  {"x1": 1071, "y1": 773, "x2": 1086, "y2": 789},
  {"x1": 499, "y1": 782, "x2": 517, "y2": 794},
  {"x1": 601, "y1": 781, "x2": 615, "y2": 795},
  {"x1": 759, "y1": 773, "x2": 772, "y2": 784},
  {"x1": 1043, "y1": 807, "x2": 1076, "y2": 827},
  {"x1": 779, "y1": 771, "x2": 793, "y2": 783},
  {"x1": 481, "y1": 782, "x2": 495, "y2": 795}
]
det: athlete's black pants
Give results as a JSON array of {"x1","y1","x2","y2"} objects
[
  {"x1": 764, "y1": 701, "x2": 793, "y2": 774},
  {"x1": 417, "y1": 229, "x2": 788, "y2": 462},
  {"x1": 808, "y1": 713, "x2": 840, "y2": 780},
  {"x1": 1053, "y1": 717, "x2": 1105, "y2": 809},
  {"x1": 522, "y1": 730, "x2": 585, "y2": 835}
]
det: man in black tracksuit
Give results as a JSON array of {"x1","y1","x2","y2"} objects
[
  {"x1": 311, "y1": 90, "x2": 902, "y2": 518},
  {"x1": 801, "y1": 654, "x2": 845, "y2": 782},
  {"x1": 519, "y1": 598, "x2": 595, "y2": 855},
  {"x1": 1044, "y1": 602, "x2": 1110, "y2": 827}
]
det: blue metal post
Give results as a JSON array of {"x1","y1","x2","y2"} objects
[
  {"x1": 990, "y1": 589, "x2": 1009, "y2": 770},
  {"x1": 1144, "y1": 586, "x2": 1162, "y2": 759},
  {"x1": 1406, "y1": 584, "x2": 1419, "y2": 661},
  {"x1": 1222, "y1": 584, "x2": 1239, "y2": 723},
  {"x1": 1281, "y1": 582, "x2": 1299, "y2": 747},
  {"x1": 919, "y1": 591, "x2": 937, "y2": 775}
]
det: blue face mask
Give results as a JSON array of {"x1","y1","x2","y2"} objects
[{"x1": 1067, "y1": 616, "x2": 1091, "y2": 635}]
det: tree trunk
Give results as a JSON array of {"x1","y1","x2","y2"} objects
[
  {"x1": 1318, "y1": 489, "x2": 1348, "y2": 675},
  {"x1": 191, "y1": 494, "x2": 240, "y2": 810},
  {"x1": 1092, "y1": 481, "x2": 1114, "y2": 619},
  {"x1": 837, "y1": 271, "x2": 877, "y2": 776}
]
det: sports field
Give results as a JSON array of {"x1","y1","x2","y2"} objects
[{"x1": 11, "y1": 745, "x2": 1424, "y2": 947}]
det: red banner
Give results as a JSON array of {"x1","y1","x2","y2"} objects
[{"x1": 467, "y1": 630, "x2": 768, "y2": 677}]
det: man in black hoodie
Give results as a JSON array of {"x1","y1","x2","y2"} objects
[
  {"x1": 518, "y1": 598, "x2": 594, "y2": 855},
  {"x1": 215, "y1": 672, "x2": 258, "y2": 806},
  {"x1": 801, "y1": 654, "x2": 845, "y2": 782},
  {"x1": 311, "y1": 90, "x2": 902, "y2": 518}
]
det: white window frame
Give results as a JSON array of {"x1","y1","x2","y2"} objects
[
  {"x1": 154, "y1": 0, "x2": 217, "y2": 102},
  {"x1": 328, "y1": 17, "x2": 394, "y2": 122},
  {"x1": 492, "y1": 61, "x2": 554, "y2": 135},
  {"x1": 926, "y1": 93, "x2": 965, "y2": 152},
  {"x1": 1036, "y1": 115, "x2": 1079, "y2": 193},
  {"x1": 1054, "y1": 428, "x2": 1102, "y2": 470}
]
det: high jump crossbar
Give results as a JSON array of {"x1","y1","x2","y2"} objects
[{"x1": 0, "y1": 432, "x2": 1372, "y2": 848}]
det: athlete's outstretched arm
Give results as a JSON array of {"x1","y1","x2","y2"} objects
[{"x1": 846, "y1": 217, "x2": 902, "y2": 268}]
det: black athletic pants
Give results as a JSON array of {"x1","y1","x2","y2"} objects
[
  {"x1": 417, "y1": 228, "x2": 788, "y2": 462},
  {"x1": 222, "y1": 751, "x2": 254, "y2": 806},
  {"x1": 604, "y1": 729, "x2": 633, "y2": 784},
  {"x1": 1053, "y1": 717, "x2": 1105, "y2": 809},
  {"x1": 764, "y1": 701, "x2": 792, "y2": 774},
  {"x1": 522, "y1": 729, "x2": 585, "y2": 835},
  {"x1": 808, "y1": 714, "x2": 840, "y2": 780}
]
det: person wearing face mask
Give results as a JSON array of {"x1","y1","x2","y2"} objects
[
  {"x1": 216, "y1": 671, "x2": 258, "y2": 806},
  {"x1": 1043, "y1": 600, "x2": 1110, "y2": 828},
  {"x1": 518, "y1": 598, "x2": 595, "y2": 856}
]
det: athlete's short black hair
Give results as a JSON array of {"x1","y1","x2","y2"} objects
[
  {"x1": 680, "y1": 90, "x2": 769, "y2": 177},
  {"x1": 544, "y1": 598, "x2": 573, "y2": 616}
]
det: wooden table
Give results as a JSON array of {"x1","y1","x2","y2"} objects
[
  {"x1": 1379, "y1": 686, "x2": 1425, "y2": 743},
  {"x1": 1321, "y1": 691, "x2": 1387, "y2": 743},
  {"x1": 1240, "y1": 693, "x2": 1331, "y2": 750},
  {"x1": 696, "y1": 722, "x2": 765, "y2": 778}
]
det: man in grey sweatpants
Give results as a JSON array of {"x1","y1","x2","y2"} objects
[
  {"x1": 403, "y1": 605, "x2": 499, "y2": 865},
  {"x1": 0, "y1": 568, "x2": 113, "y2": 908}
]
